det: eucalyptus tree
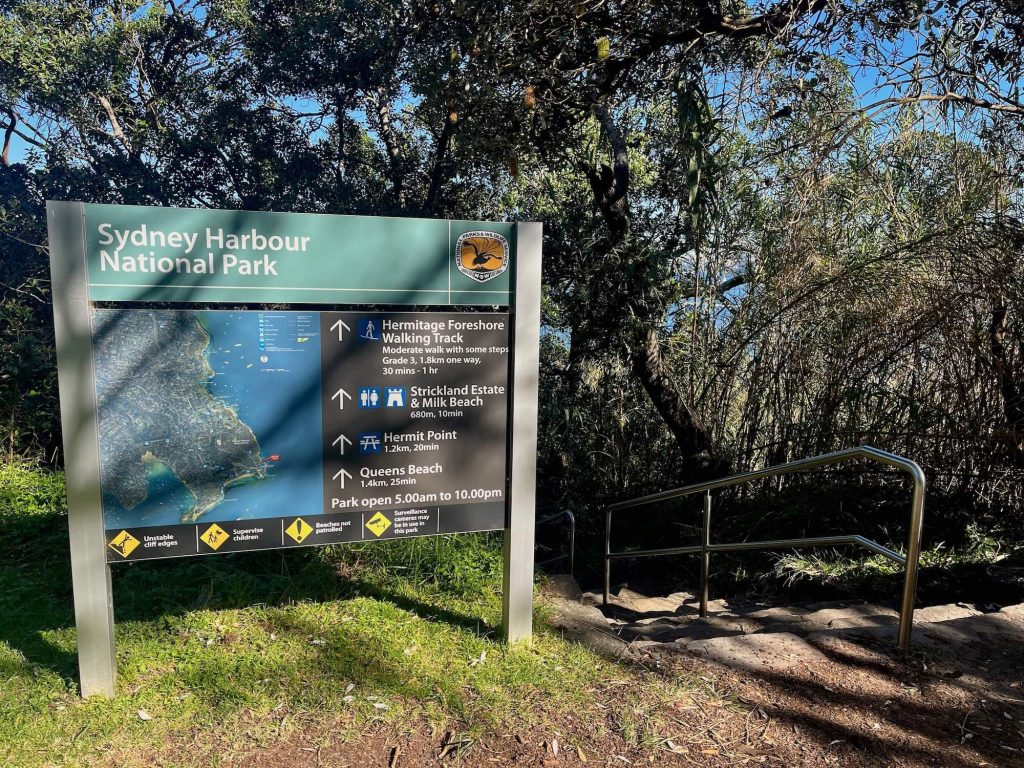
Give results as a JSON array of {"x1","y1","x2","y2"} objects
[
  {"x1": 0, "y1": 0, "x2": 499, "y2": 454},
  {"x1": 3, "y1": 0, "x2": 1024, "y2": 499},
  {"x1": 416, "y1": 0, "x2": 1024, "y2": 480}
]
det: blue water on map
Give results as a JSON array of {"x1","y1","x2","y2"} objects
[
  {"x1": 201, "y1": 311, "x2": 323, "y2": 523},
  {"x1": 104, "y1": 457, "x2": 194, "y2": 529},
  {"x1": 103, "y1": 310, "x2": 323, "y2": 528}
]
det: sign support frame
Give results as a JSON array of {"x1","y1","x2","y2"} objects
[
  {"x1": 48, "y1": 200, "x2": 117, "y2": 698},
  {"x1": 47, "y1": 201, "x2": 542, "y2": 696}
]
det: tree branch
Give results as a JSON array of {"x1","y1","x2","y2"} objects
[
  {"x1": 0, "y1": 106, "x2": 14, "y2": 166},
  {"x1": 366, "y1": 88, "x2": 407, "y2": 208},
  {"x1": 629, "y1": 0, "x2": 827, "y2": 62},
  {"x1": 97, "y1": 96, "x2": 131, "y2": 153},
  {"x1": 422, "y1": 117, "x2": 456, "y2": 215},
  {"x1": 586, "y1": 104, "x2": 631, "y2": 241},
  {"x1": 990, "y1": 301, "x2": 1024, "y2": 460},
  {"x1": 855, "y1": 92, "x2": 1024, "y2": 116}
]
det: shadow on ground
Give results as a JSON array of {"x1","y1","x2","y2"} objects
[{"x1": 548, "y1": 578, "x2": 1024, "y2": 768}]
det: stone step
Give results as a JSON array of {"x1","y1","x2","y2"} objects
[
  {"x1": 556, "y1": 577, "x2": 1024, "y2": 685},
  {"x1": 584, "y1": 590, "x2": 902, "y2": 638},
  {"x1": 560, "y1": 582, "x2": 1024, "y2": 690},
  {"x1": 569, "y1": 584, "x2": 1024, "y2": 675},
  {"x1": 626, "y1": 615, "x2": 748, "y2": 643}
]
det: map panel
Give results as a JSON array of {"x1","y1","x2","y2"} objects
[{"x1": 93, "y1": 309, "x2": 323, "y2": 536}]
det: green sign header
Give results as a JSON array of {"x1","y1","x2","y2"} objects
[{"x1": 78, "y1": 204, "x2": 516, "y2": 305}]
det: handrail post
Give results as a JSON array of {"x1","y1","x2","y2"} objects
[
  {"x1": 536, "y1": 509, "x2": 576, "y2": 574},
  {"x1": 567, "y1": 510, "x2": 576, "y2": 577},
  {"x1": 700, "y1": 491, "x2": 711, "y2": 617},
  {"x1": 897, "y1": 467, "x2": 926, "y2": 656},
  {"x1": 603, "y1": 507, "x2": 611, "y2": 606}
]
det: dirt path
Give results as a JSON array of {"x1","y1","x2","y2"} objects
[
  {"x1": 200, "y1": 681, "x2": 812, "y2": 768},
  {"x1": 552, "y1": 584, "x2": 1024, "y2": 767},
  {"x1": 152, "y1": 589, "x2": 1024, "y2": 767}
]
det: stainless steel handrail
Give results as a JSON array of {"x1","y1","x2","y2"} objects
[
  {"x1": 537, "y1": 509, "x2": 576, "y2": 575},
  {"x1": 603, "y1": 446, "x2": 925, "y2": 656}
]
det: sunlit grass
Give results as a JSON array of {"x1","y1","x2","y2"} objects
[
  {"x1": 772, "y1": 523, "x2": 1011, "y2": 587},
  {"x1": 0, "y1": 465, "x2": 647, "y2": 767}
]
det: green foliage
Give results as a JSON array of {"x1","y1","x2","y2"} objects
[
  {"x1": 336, "y1": 533, "x2": 504, "y2": 600},
  {"x1": 774, "y1": 523, "x2": 1009, "y2": 589},
  {"x1": 0, "y1": 462, "x2": 65, "y2": 521},
  {"x1": 0, "y1": 296, "x2": 57, "y2": 458},
  {"x1": 0, "y1": 163, "x2": 55, "y2": 458},
  {"x1": 673, "y1": 78, "x2": 720, "y2": 235},
  {"x1": 2, "y1": 0, "x2": 1024, "y2": 559}
]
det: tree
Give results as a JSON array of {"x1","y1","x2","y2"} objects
[
  {"x1": 419, "y1": 0, "x2": 1024, "y2": 478},
  {"x1": 3, "y1": 0, "x2": 1024, "y2": 537}
]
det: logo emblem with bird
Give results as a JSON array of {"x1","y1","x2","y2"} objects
[{"x1": 455, "y1": 231, "x2": 509, "y2": 283}]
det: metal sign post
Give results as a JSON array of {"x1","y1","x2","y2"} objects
[
  {"x1": 49, "y1": 203, "x2": 117, "y2": 698},
  {"x1": 47, "y1": 202, "x2": 542, "y2": 696},
  {"x1": 504, "y1": 222, "x2": 542, "y2": 642}
]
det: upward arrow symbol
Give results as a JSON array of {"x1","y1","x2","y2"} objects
[
  {"x1": 332, "y1": 434, "x2": 352, "y2": 455},
  {"x1": 331, "y1": 388, "x2": 351, "y2": 409},
  {"x1": 330, "y1": 319, "x2": 351, "y2": 341},
  {"x1": 332, "y1": 468, "x2": 352, "y2": 489}
]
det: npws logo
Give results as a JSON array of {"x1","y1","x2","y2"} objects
[{"x1": 455, "y1": 231, "x2": 509, "y2": 283}]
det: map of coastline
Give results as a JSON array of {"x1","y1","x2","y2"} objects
[{"x1": 93, "y1": 309, "x2": 267, "y2": 524}]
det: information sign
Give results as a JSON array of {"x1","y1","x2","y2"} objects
[{"x1": 47, "y1": 202, "x2": 541, "y2": 698}]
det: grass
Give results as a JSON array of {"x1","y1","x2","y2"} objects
[
  {"x1": 770, "y1": 528, "x2": 1011, "y2": 593},
  {"x1": 0, "y1": 464, "x2": 686, "y2": 768}
]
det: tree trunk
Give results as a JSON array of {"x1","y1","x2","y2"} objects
[
  {"x1": 990, "y1": 302, "x2": 1024, "y2": 461},
  {"x1": 630, "y1": 326, "x2": 718, "y2": 473},
  {"x1": 588, "y1": 103, "x2": 723, "y2": 476}
]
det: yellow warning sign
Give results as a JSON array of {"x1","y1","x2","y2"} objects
[
  {"x1": 285, "y1": 518, "x2": 314, "y2": 543},
  {"x1": 108, "y1": 530, "x2": 140, "y2": 558},
  {"x1": 365, "y1": 512, "x2": 392, "y2": 537},
  {"x1": 200, "y1": 523, "x2": 230, "y2": 550}
]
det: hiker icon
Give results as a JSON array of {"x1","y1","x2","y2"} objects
[{"x1": 358, "y1": 318, "x2": 380, "y2": 341}]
